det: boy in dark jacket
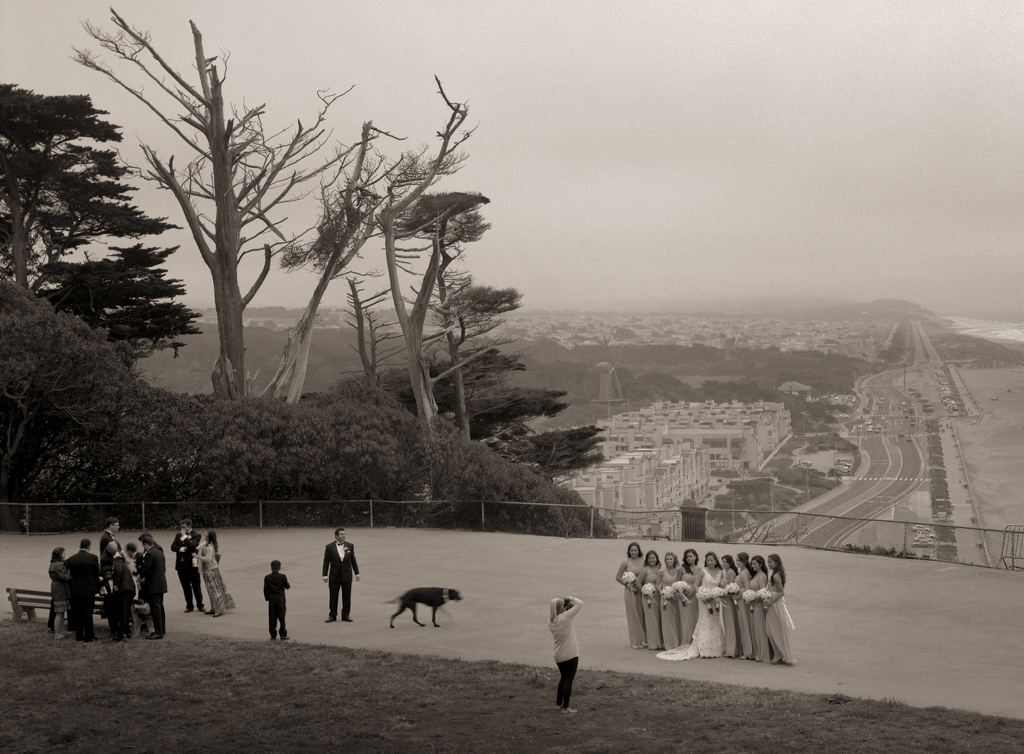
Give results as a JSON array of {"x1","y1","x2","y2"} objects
[{"x1": 264, "y1": 560, "x2": 291, "y2": 640}]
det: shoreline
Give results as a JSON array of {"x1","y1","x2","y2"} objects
[{"x1": 952, "y1": 367, "x2": 1024, "y2": 531}]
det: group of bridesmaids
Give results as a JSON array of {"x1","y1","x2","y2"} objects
[{"x1": 614, "y1": 542, "x2": 795, "y2": 665}]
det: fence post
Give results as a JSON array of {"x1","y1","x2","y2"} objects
[
  {"x1": 795, "y1": 515, "x2": 801, "y2": 545},
  {"x1": 590, "y1": 507, "x2": 595, "y2": 538},
  {"x1": 141, "y1": 502, "x2": 146, "y2": 532},
  {"x1": 902, "y1": 520, "x2": 908, "y2": 558},
  {"x1": 481, "y1": 501, "x2": 485, "y2": 531},
  {"x1": 259, "y1": 500, "x2": 263, "y2": 529},
  {"x1": 370, "y1": 500, "x2": 374, "y2": 528}
]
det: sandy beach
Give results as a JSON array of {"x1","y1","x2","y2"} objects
[{"x1": 954, "y1": 367, "x2": 1024, "y2": 531}]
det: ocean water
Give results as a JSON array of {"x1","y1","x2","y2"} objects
[{"x1": 945, "y1": 317, "x2": 1024, "y2": 344}]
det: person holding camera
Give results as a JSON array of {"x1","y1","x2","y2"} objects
[{"x1": 548, "y1": 596, "x2": 583, "y2": 715}]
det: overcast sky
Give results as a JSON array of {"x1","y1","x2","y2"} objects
[{"x1": 4, "y1": 1, "x2": 1024, "y2": 316}]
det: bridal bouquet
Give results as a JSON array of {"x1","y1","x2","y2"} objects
[
  {"x1": 725, "y1": 582, "x2": 742, "y2": 606},
  {"x1": 710, "y1": 586, "x2": 726, "y2": 614},
  {"x1": 742, "y1": 589, "x2": 758, "y2": 614},
  {"x1": 757, "y1": 588, "x2": 773, "y2": 610},
  {"x1": 660, "y1": 585, "x2": 675, "y2": 608},
  {"x1": 642, "y1": 583, "x2": 657, "y2": 607},
  {"x1": 696, "y1": 585, "x2": 716, "y2": 615},
  {"x1": 622, "y1": 571, "x2": 637, "y2": 592},
  {"x1": 671, "y1": 581, "x2": 690, "y2": 605}
]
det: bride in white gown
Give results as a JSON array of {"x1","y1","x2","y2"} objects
[{"x1": 657, "y1": 552, "x2": 726, "y2": 661}]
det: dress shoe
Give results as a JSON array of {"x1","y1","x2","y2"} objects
[
  {"x1": 196, "y1": 606, "x2": 206, "y2": 613},
  {"x1": 325, "y1": 617, "x2": 336, "y2": 623},
  {"x1": 341, "y1": 617, "x2": 353, "y2": 622},
  {"x1": 145, "y1": 634, "x2": 163, "y2": 640},
  {"x1": 184, "y1": 607, "x2": 194, "y2": 613},
  {"x1": 280, "y1": 636, "x2": 290, "y2": 641}
]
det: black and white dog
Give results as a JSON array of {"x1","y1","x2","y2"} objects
[{"x1": 389, "y1": 587, "x2": 462, "y2": 628}]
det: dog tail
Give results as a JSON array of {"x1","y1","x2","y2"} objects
[{"x1": 384, "y1": 597, "x2": 401, "y2": 604}]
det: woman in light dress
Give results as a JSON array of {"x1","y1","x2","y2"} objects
[
  {"x1": 734, "y1": 552, "x2": 754, "y2": 660},
  {"x1": 638, "y1": 550, "x2": 664, "y2": 650},
  {"x1": 615, "y1": 541, "x2": 646, "y2": 649},
  {"x1": 658, "y1": 552, "x2": 685, "y2": 650},
  {"x1": 764, "y1": 553, "x2": 796, "y2": 665},
  {"x1": 676, "y1": 548, "x2": 700, "y2": 646},
  {"x1": 197, "y1": 530, "x2": 235, "y2": 617},
  {"x1": 748, "y1": 554, "x2": 770, "y2": 662},
  {"x1": 719, "y1": 554, "x2": 742, "y2": 658},
  {"x1": 656, "y1": 551, "x2": 726, "y2": 661}
]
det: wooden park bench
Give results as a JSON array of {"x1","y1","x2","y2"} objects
[{"x1": 6, "y1": 587, "x2": 145, "y2": 636}]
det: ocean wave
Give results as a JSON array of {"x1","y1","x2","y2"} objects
[{"x1": 946, "y1": 317, "x2": 1024, "y2": 343}]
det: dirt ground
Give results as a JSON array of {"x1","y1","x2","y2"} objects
[{"x1": 4, "y1": 527, "x2": 1023, "y2": 719}]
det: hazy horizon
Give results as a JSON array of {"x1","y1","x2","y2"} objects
[{"x1": 5, "y1": 2, "x2": 1023, "y2": 317}]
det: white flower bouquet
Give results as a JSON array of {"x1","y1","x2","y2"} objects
[
  {"x1": 710, "y1": 586, "x2": 726, "y2": 614},
  {"x1": 725, "y1": 582, "x2": 742, "y2": 606},
  {"x1": 660, "y1": 585, "x2": 675, "y2": 608},
  {"x1": 696, "y1": 585, "x2": 716, "y2": 615},
  {"x1": 757, "y1": 588, "x2": 773, "y2": 610},
  {"x1": 622, "y1": 571, "x2": 637, "y2": 592},
  {"x1": 671, "y1": 581, "x2": 690, "y2": 605},
  {"x1": 642, "y1": 582, "x2": 657, "y2": 607},
  {"x1": 742, "y1": 589, "x2": 758, "y2": 614}
]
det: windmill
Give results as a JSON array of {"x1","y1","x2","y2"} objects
[{"x1": 594, "y1": 335, "x2": 625, "y2": 405}]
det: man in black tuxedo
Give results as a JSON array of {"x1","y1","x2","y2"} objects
[
  {"x1": 170, "y1": 519, "x2": 205, "y2": 613},
  {"x1": 99, "y1": 517, "x2": 122, "y2": 557},
  {"x1": 67, "y1": 538, "x2": 101, "y2": 642},
  {"x1": 140, "y1": 535, "x2": 167, "y2": 640},
  {"x1": 322, "y1": 527, "x2": 359, "y2": 623}
]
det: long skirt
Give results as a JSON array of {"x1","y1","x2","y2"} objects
[
  {"x1": 624, "y1": 587, "x2": 646, "y2": 647},
  {"x1": 765, "y1": 601, "x2": 795, "y2": 663},
  {"x1": 679, "y1": 595, "x2": 699, "y2": 645},
  {"x1": 202, "y1": 566, "x2": 235, "y2": 614},
  {"x1": 661, "y1": 597, "x2": 684, "y2": 650},
  {"x1": 641, "y1": 594, "x2": 663, "y2": 650},
  {"x1": 721, "y1": 597, "x2": 742, "y2": 658},
  {"x1": 736, "y1": 600, "x2": 754, "y2": 658},
  {"x1": 751, "y1": 602, "x2": 770, "y2": 662}
]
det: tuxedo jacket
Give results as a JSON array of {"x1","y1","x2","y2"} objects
[
  {"x1": 67, "y1": 550, "x2": 101, "y2": 598},
  {"x1": 99, "y1": 531, "x2": 122, "y2": 557},
  {"x1": 171, "y1": 530, "x2": 202, "y2": 571},
  {"x1": 140, "y1": 546, "x2": 168, "y2": 596},
  {"x1": 322, "y1": 541, "x2": 359, "y2": 583},
  {"x1": 264, "y1": 572, "x2": 291, "y2": 603}
]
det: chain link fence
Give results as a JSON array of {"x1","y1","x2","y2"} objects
[{"x1": 5, "y1": 500, "x2": 1022, "y2": 572}]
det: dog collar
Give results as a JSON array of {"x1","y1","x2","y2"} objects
[{"x1": 442, "y1": 589, "x2": 449, "y2": 600}]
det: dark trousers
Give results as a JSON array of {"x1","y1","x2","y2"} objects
[
  {"x1": 556, "y1": 657, "x2": 579, "y2": 709},
  {"x1": 328, "y1": 580, "x2": 352, "y2": 619},
  {"x1": 177, "y1": 566, "x2": 204, "y2": 609},
  {"x1": 269, "y1": 602, "x2": 287, "y2": 638},
  {"x1": 120, "y1": 591, "x2": 136, "y2": 637},
  {"x1": 104, "y1": 592, "x2": 122, "y2": 637},
  {"x1": 146, "y1": 593, "x2": 166, "y2": 636},
  {"x1": 71, "y1": 595, "x2": 96, "y2": 641}
]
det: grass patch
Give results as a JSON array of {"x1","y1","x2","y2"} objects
[{"x1": 1, "y1": 619, "x2": 1020, "y2": 753}]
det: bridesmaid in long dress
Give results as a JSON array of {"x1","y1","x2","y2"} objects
[
  {"x1": 638, "y1": 551, "x2": 664, "y2": 650},
  {"x1": 719, "y1": 554, "x2": 741, "y2": 658},
  {"x1": 615, "y1": 542, "x2": 647, "y2": 649},
  {"x1": 748, "y1": 555, "x2": 770, "y2": 663},
  {"x1": 765, "y1": 554, "x2": 796, "y2": 665},
  {"x1": 658, "y1": 552, "x2": 685, "y2": 650},
  {"x1": 677, "y1": 549, "x2": 701, "y2": 645},
  {"x1": 734, "y1": 552, "x2": 754, "y2": 660}
]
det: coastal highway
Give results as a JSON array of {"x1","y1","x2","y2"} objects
[{"x1": 794, "y1": 322, "x2": 939, "y2": 549}]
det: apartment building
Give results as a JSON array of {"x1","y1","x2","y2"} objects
[
  {"x1": 596, "y1": 400, "x2": 791, "y2": 473},
  {"x1": 567, "y1": 443, "x2": 711, "y2": 510}
]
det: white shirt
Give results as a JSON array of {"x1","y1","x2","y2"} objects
[{"x1": 335, "y1": 542, "x2": 346, "y2": 561}]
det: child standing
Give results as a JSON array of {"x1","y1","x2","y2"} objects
[{"x1": 264, "y1": 560, "x2": 291, "y2": 640}]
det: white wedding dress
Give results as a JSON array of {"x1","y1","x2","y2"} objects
[{"x1": 657, "y1": 571, "x2": 726, "y2": 661}]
